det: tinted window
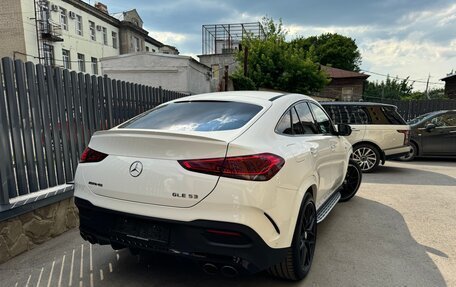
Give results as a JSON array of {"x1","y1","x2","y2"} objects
[
  {"x1": 426, "y1": 113, "x2": 456, "y2": 127},
  {"x1": 291, "y1": 108, "x2": 304, "y2": 134},
  {"x1": 121, "y1": 101, "x2": 262, "y2": 131},
  {"x1": 323, "y1": 105, "x2": 369, "y2": 125},
  {"x1": 295, "y1": 103, "x2": 319, "y2": 134},
  {"x1": 365, "y1": 106, "x2": 406, "y2": 125},
  {"x1": 310, "y1": 103, "x2": 333, "y2": 134},
  {"x1": 276, "y1": 110, "x2": 292, "y2": 135}
]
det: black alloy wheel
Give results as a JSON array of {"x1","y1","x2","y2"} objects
[{"x1": 339, "y1": 159, "x2": 362, "y2": 202}]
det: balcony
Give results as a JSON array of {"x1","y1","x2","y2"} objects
[{"x1": 41, "y1": 21, "x2": 64, "y2": 42}]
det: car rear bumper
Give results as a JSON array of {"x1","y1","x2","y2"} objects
[
  {"x1": 75, "y1": 197, "x2": 288, "y2": 273},
  {"x1": 383, "y1": 145, "x2": 411, "y2": 159}
]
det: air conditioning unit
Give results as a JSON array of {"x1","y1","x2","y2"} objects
[
  {"x1": 96, "y1": 25, "x2": 102, "y2": 31},
  {"x1": 50, "y1": 4, "x2": 58, "y2": 11},
  {"x1": 69, "y1": 11, "x2": 76, "y2": 19}
]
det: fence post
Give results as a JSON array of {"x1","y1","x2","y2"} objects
[
  {"x1": 105, "y1": 75, "x2": 113, "y2": 128},
  {"x1": 159, "y1": 86, "x2": 163, "y2": 103}
]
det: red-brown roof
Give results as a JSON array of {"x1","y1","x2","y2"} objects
[{"x1": 321, "y1": 65, "x2": 370, "y2": 79}]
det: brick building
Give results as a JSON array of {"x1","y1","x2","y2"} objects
[{"x1": 441, "y1": 73, "x2": 456, "y2": 99}]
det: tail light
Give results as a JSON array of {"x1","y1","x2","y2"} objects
[
  {"x1": 178, "y1": 153, "x2": 285, "y2": 181},
  {"x1": 80, "y1": 147, "x2": 108, "y2": 163},
  {"x1": 397, "y1": 130, "x2": 410, "y2": 145}
]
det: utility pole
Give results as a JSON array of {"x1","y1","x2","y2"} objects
[
  {"x1": 425, "y1": 74, "x2": 431, "y2": 99},
  {"x1": 243, "y1": 46, "x2": 249, "y2": 76},
  {"x1": 224, "y1": 65, "x2": 229, "y2": 91}
]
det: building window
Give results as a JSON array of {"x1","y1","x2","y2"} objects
[
  {"x1": 341, "y1": 87, "x2": 354, "y2": 101},
  {"x1": 146, "y1": 46, "x2": 149, "y2": 52},
  {"x1": 89, "y1": 21, "x2": 96, "y2": 41},
  {"x1": 43, "y1": 44, "x2": 54, "y2": 67},
  {"x1": 62, "y1": 49, "x2": 71, "y2": 69},
  {"x1": 91, "y1": 57, "x2": 98, "y2": 74},
  {"x1": 112, "y1": 32, "x2": 118, "y2": 49},
  {"x1": 132, "y1": 36, "x2": 140, "y2": 52},
  {"x1": 75, "y1": 15, "x2": 83, "y2": 36},
  {"x1": 60, "y1": 7, "x2": 68, "y2": 30},
  {"x1": 77, "y1": 53, "x2": 85, "y2": 72},
  {"x1": 102, "y1": 27, "x2": 108, "y2": 45}
]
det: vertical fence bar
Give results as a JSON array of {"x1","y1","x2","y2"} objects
[
  {"x1": 91, "y1": 75, "x2": 100, "y2": 131},
  {"x1": 71, "y1": 72, "x2": 84, "y2": 157},
  {"x1": 2, "y1": 58, "x2": 26, "y2": 197},
  {"x1": 0, "y1": 62, "x2": 16, "y2": 202},
  {"x1": 15, "y1": 60, "x2": 38, "y2": 194},
  {"x1": 121, "y1": 81, "x2": 127, "y2": 122},
  {"x1": 25, "y1": 62, "x2": 47, "y2": 190},
  {"x1": 105, "y1": 76, "x2": 113, "y2": 129},
  {"x1": 111, "y1": 79, "x2": 119, "y2": 126},
  {"x1": 36, "y1": 64, "x2": 57, "y2": 187},
  {"x1": 97, "y1": 76, "x2": 106, "y2": 130},
  {"x1": 78, "y1": 73, "x2": 90, "y2": 147},
  {"x1": 126, "y1": 82, "x2": 132, "y2": 119},
  {"x1": 61, "y1": 69, "x2": 76, "y2": 180},
  {"x1": 46, "y1": 66, "x2": 64, "y2": 185},
  {"x1": 85, "y1": 74, "x2": 95, "y2": 135}
]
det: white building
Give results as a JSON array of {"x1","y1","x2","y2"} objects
[
  {"x1": 0, "y1": 0, "x2": 178, "y2": 74},
  {"x1": 100, "y1": 53, "x2": 211, "y2": 95}
]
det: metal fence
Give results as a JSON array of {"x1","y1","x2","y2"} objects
[
  {"x1": 0, "y1": 57, "x2": 187, "y2": 205},
  {"x1": 378, "y1": 99, "x2": 456, "y2": 121}
]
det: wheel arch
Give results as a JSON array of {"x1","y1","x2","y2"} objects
[{"x1": 409, "y1": 139, "x2": 420, "y2": 156}]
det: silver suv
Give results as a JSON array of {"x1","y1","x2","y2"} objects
[{"x1": 322, "y1": 102, "x2": 411, "y2": 172}]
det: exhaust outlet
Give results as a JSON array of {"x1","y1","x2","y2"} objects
[
  {"x1": 202, "y1": 263, "x2": 218, "y2": 275},
  {"x1": 221, "y1": 265, "x2": 238, "y2": 277}
]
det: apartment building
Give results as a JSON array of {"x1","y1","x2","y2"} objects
[{"x1": 0, "y1": 0, "x2": 178, "y2": 74}]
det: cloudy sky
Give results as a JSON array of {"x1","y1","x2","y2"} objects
[{"x1": 92, "y1": 0, "x2": 456, "y2": 90}]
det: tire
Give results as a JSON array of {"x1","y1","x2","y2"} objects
[
  {"x1": 399, "y1": 142, "x2": 417, "y2": 161},
  {"x1": 351, "y1": 144, "x2": 380, "y2": 173},
  {"x1": 268, "y1": 193, "x2": 317, "y2": 281},
  {"x1": 339, "y1": 160, "x2": 362, "y2": 202}
]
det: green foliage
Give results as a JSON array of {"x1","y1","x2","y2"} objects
[
  {"x1": 363, "y1": 77, "x2": 414, "y2": 101},
  {"x1": 363, "y1": 77, "x2": 448, "y2": 101},
  {"x1": 235, "y1": 17, "x2": 329, "y2": 94},
  {"x1": 230, "y1": 73, "x2": 256, "y2": 91},
  {"x1": 291, "y1": 33, "x2": 362, "y2": 71}
]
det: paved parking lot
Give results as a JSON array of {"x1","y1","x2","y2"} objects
[{"x1": 0, "y1": 159, "x2": 455, "y2": 287}]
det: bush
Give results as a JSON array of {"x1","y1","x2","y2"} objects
[{"x1": 231, "y1": 73, "x2": 257, "y2": 91}]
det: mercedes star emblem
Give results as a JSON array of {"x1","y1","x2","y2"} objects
[{"x1": 129, "y1": 161, "x2": 143, "y2": 177}]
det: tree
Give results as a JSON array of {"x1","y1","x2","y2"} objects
[
  {"x1": 363, "y1": 77, "x2": 414, "y2": 101},
  {"x1": 292, "y1": 33, "x2": 362, "y2": 71},
  {"x1": 233, "y1": 17, "x2": 329, "y2": 94}
]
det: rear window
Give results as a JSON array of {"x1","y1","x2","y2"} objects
[
  {"x1": 322, "y1": 104, "x2": 406, "y2": 125},
  {"x1": 120, "y1": 101, "x2": 263, "y2": 131}
]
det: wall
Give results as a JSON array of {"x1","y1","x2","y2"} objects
[
  {"x1": 0, "y1": 198, "x2": 78, "y2": 264},
  {"x1": 0, "y1": 0, "x2": 27, "y2": 61},
  {"x1": 101, "y1": 53, "x2": 211, "y2": 95},
  {"x1": 444, "y1": 78, "x2": 456, "y2": 99},
  {"x1": 198, "y1": 53, "x2": 239, "y2": 91}
]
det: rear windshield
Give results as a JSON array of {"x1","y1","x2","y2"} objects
[{"x1": 120, "y1": 101, "x2": 263, "y2": 131}]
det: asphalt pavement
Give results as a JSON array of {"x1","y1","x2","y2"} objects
[{"x1": 0, "y1": 159, "x2": 455, "y2": 287}]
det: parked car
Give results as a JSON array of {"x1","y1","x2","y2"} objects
[
  {"x1": 74, "y1": 91, "x2": 362, "y2": 281},
  {"x1": 400, "y1": 110, "x2": 456, "y2": 161},
  {"x1": 321, "y1": 102, "x2": 411, "y2": 172}
]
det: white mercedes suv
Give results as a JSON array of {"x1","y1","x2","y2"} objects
[{"x1": 74, "y1": 91, "x2": 362, "y2": 281}]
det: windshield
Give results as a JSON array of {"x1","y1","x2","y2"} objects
[{"x1": 407, "y1": 112, "x2": 436, "y2": 125}]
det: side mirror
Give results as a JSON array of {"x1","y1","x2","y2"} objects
[
  {"x1": 425, "y1": 123, "x2": 436, "y2": 132},
  {"x1": 335, "y1": 124, "x2": 352, "y2": 136}
]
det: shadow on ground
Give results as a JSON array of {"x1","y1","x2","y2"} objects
[
  {"x1": 1, "y1": 197, "x2": 445, "y2": 287},
  {"x1": 363, "y1": 164, "x2": 455, "y2": 186}
]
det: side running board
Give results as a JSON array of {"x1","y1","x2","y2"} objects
[{"x1": 317, "y1": 192, "x2": 341, "y2": 223}]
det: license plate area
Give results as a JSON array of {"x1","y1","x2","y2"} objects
[{"x1": 113, "y1": 217, "x2": 170, "y2": 245}]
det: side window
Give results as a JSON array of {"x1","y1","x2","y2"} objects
[
  {"x1": 276, "y1": 110, "x2": 293, "y2": 135},
  {"x1": 295, "y1": 103, "x2": 318, "y2": 134},
  {"x1": 323, "y1": 105, "x2": 369, "y2": 125},
  {"x1": 310, "y1": 103, "x2": 333, "y2": 134},
  {"x1": 291, "y1": 108, "x2": 304, "y2": 134},
  {"x1": 427, "y1": 114, "x2": 456, "y2": 127}
]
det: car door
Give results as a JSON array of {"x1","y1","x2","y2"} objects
[
  {"x1": 307, "y1": 102, "x2": 346, "y2": 207},
  {"x1": 420, "y1": 112, "x2": 456, "y2": 155}
]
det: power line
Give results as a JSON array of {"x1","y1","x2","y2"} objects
[{"x1": 361, "y1": 69, "x2": 444, "y2": 85}]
